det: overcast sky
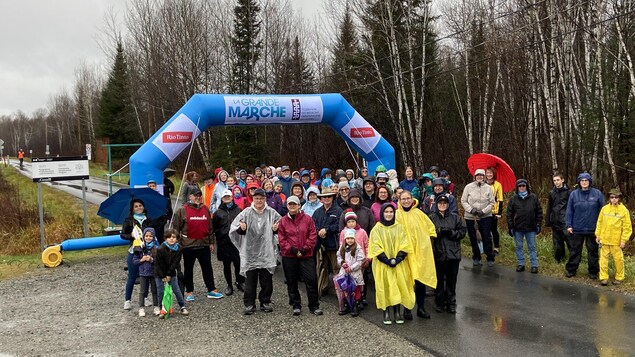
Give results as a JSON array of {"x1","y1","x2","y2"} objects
[{"x1": 0, "y1": 0, "x2": 325, "y2": 116}]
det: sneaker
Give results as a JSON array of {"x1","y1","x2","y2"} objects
[
  {"x1": 614, "y1": 280, "x2": 623, "y2": 285},
  {"x1": 493, "y1": 248, "x2": 500, "y2": 255},
  {"x1": 153, "y1": 306, "x2": 161, "y2": 316},
  {"x1": 244, "y1": 305, "x2": 256, "y2": 315},
  {"x1": 180, "y1": 307, "x2": 189, "y2": 316},
  {"x1": 144, "y1": 297, "x2": 152, "y2": 307},
  {"x1": 207, "y1": 290, "x2": 224, "y2": 299},
  {"x1": 530, "y1": 267, "x2": 538, "y2": 274},
  {"x1": 565, "y1": 271, "x2": 576, "y2": 278},
  {"x1": 159, "y1": 310, "x2": 166, "y2": 319},
  {"x1": 516, "y1": 265, "x2": 525, "y2": 272},
  {"x1": 311, "y1": 308, "x2": 323, "y2": 316},
  {"x1": 225, "y1": 285, "x2": 234, "y2": 296},
  {"x1": 601, "y1": 280, "x2": 608, "y2": 286},
  {"x1": 487, "y1": 261, "x2": 494, "y2": 267},
  {"x1": 260, "y1": 303, "x2": 273, "y2": 313},
  {"x1": 473, "y1": 260, "x2": 482, "y2": 266},
  {"x1": 292, "y1": 308, "x2": 301, "y2": 316},
  {"x1": 123, "y1": 300, "x2": 132, "y2": 310},
  {"x1": 138, "y1": 308, "x2": 146, "y2": 317},
  {"x1": 185, "y1": 293, "x2": 195, "y2": 302},
  {"x1": 435, "y1": 306, "x2": 445, "y2": 313}
]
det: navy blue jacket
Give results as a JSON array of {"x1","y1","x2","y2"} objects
[
  {"x1": 311, "y1": 204, "x2": 343, "y2": 251},
  {"x1": 565, "y1": 187, "x2": 605, "y2": 234}
]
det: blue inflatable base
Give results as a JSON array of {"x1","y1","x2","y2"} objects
[{"x1": 60, "y1": 235, "x2": 128, "y2": 251}]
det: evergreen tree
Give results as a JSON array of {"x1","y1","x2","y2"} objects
[
  {"x1": 97, "y1": 40, "x2": 137, "y2": 153},
  {"x1": 230, "y1": 0, "x2": 262, "y2": 94}
]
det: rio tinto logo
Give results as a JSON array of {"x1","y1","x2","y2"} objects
[
  {"x1": 163, "y1": 131, "x2": 193, "y2": 143},
  {"x1": 350, "y1": 127, "x2": 375, "y2": 138},
  {"x1": 291, "y1": 99, "x2": 301, "y2": 120}
]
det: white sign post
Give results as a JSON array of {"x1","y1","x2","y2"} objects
[
  {"x1": 32, "y1": 156, "x2": 90, "y2": 251},
  {"x1": 85, "y1": 144, "x2": 92, "y2": 161}
]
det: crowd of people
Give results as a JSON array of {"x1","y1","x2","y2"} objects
[{"x1": 120, "y1": 164, "x2": 632, "y2": 323}]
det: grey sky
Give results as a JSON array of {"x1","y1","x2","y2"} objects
[{"x1": 0, "y1": 0, "x2": 325, "y2": 116}]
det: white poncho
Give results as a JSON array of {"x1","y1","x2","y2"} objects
[{"x1": 229, "y1": 205, "x2": 281, "y2": 276}]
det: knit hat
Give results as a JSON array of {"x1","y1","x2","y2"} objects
[
  {"x1": 577, "y1": 172, "x2": 592, "y2": 185},
  {"x1": 432, "y1": 178, "x2": 445, "y2": 187},
  {"x1": 516, "y1": 179, "x2": 529, "y2": 187},
  {"x1": 344, "y1": 228, "x2": 356, "y2": 239},
  {"x1": 344, "y1": 209, "x2": 357, "y2": 222},
  {"x1": 338, "y1": 181, "x2": 350, "y2": 190},
  {"x1": 440, "y1": 170, "x2": 449, "y2": 177},
  {"x1": 142, "y1": 227, "x2": 156, "y2": 238},
  {"x1": 348, "y1": 189, "x2": 362, "y2": 199}
]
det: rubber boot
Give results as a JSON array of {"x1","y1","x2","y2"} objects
[
  {"x1": 383, "y1": 309, "x2": 392, "y2": 325},
  {"x1": 394, "y1": 305, "x2": 404, "y2": 324},
  {"x1": 351, "y1": 301, "x2": 360, "y2": 317},
  {"x1": 403, "y1": 308, "x2": 413, "y2": 320}
]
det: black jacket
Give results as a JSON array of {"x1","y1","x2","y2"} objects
[
  {"x1": 154, "y1": 243, "x2": 183, "y2": 278},
  {"x1": 120, "y1": 216, "x2": 156, "y2": 245},
  {"x1": 212, "y1": 202, "x2": 242, "y2": 245},
  {"x1": 312, "y1": 204, "x2": 343, "y2": 251},
  {"x1": 428, "y1": 211, "x2": 466, "y2": 261},
  {"x1": 545, "y1": 184, "x2": 570, "y2": 230},
  {"x1": 507, "y1": 186, "x2": 543, "y2": 232}
]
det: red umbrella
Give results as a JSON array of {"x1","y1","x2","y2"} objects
[{"x1": 467, "y1": 153, "x2": 517, "y2": 193}]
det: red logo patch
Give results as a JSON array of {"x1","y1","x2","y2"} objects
[
  {"x1": 350, "y1": 127, "x2": 375, "y2": 138},
  {"x1": 163, "y1": 131, "x2": 192, "y2": 143}
]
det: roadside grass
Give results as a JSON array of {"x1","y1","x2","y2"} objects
[
  {"x1": 462, "y1": 231, "x2": 635, "y2": 293},
  {"x1": 0, "y1": 246, "x2": 127, "y2": 281},
  {"x1": 89, "y1": 161, "x2": 130, "y2": 185},
  {"x1": 0, "y1": 166, "x2": 108, "y2": 255}
]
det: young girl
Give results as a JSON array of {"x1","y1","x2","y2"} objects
[
  {"x1": 338, "y1": 210, "x2": 370, "y2": 266},
  {"x1": 133, "y1": 227, "x2": 160, "y2": 317},
  {"x1": 595, "y1": 189, "x2": 632, "y2": 286},
  {"x1": 232, "y1": 185, "x2": 248, "y2": 210},
  {"x1": 155, "y1": 228, "x2": 189, "y2": 318},
  {"x1": 334, "y1": 229, "x2": 366, "y2": 317}
]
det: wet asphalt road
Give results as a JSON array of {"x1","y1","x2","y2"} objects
[
  {"x1": 358, "y1": 260, "x2": 635, "y2": 356},
  {"x1": 9, "y1": 161, "x2": 634, "y2": 356}
]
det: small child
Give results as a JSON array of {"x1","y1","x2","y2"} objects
[
  {"x1": 334, "y1": 229, "x2": 366, "y2": 317},
  {"x1": 339, "y1": 209, "x2": 371, "y2": 305},
  {"x1": 595, "y1": 188, "x2": 632, "y2": 286},
  {"x1": 133, "y1": 228, "x2": 160, "y2": 317},
  {"x1": 154, "y1": 228, "x2": 189, "y2": 318}
]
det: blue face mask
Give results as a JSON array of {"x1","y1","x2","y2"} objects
[
  {"x1": 234, "y1": 193, "x2": 241, "y2": 198},
  {"x1": 226, "y1": 201, "x2": 235, "y2": 208}
]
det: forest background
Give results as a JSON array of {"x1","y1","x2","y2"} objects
[{"x1": 3, "y1": 0, "x2": 635, "y2": 197}]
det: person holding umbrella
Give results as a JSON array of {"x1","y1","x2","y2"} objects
[
  {"x1": 173, "y1": 186, "x2": 224, "y2": 301},
  {"x1": 120, "y1": 198, "x2": 157, "y2": 311},
  {"x1": 461, "y1": 169, "x2": 496, "y2": 267}
]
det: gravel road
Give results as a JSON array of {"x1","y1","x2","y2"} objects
[{"x1": 0, "y1": 253, "x2": 430, "y2": 356}]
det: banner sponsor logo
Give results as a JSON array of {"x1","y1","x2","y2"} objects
[
  {"x1": 340, "y1": 112, "x2": 381, "y2": 154},
  {"x1": 350, "y1": 127, "x2": 375, "y2": 138},
  {"x1": 163, "y1": 131, "x2": 193, "y2": 143},
  {"x1": 224, "y1": 96, "x2": 323, "y2": 124},
  {"x1": 152, "y1": 113, "x2": 201, "y2": 161}
]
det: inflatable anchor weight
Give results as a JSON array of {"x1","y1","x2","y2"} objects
[{"x1": 42, "y1": 235, "x2": 129, "y2": 268}]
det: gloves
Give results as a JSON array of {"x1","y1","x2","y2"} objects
[
  {"x1": 508, "y1": 228, "x2": 514, "y2": 237},
  {"x1": 536, "y1": 225, "x2": 541, "y2": 234},
  {"x1": 440, "y1": 228, "x2": 452, "y2": 237},
  {"x1": 377, "y1": 253, "x2": 391, "y2": 266},
  {"x1": 290, "y1": 247, "x2": 298, "y2": 255},
  {"x1": 471, "y1": 208, "x2": 479, "y2": 215}
]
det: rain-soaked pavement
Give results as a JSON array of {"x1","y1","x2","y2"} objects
[{"x1": 357, "y1": 260, "x2": 634, "y2": 356}]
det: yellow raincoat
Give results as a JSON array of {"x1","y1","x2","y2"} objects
[
  {"x1": 595, "y1": 203, "x2": 632, "y2": 245},
  {"x1": 368, "y1": 222, "x2": 415, "y2": 310},
  {"x1": 396, "y1": 200, "x2": 438, "y2": 289}
]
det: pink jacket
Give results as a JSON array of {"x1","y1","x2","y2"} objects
[{"x1": 338, "y1": 227, "x2": 369, "y2": 256}]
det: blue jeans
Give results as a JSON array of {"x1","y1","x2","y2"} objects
[
  {"x1": 514, "y1": 231, "x2": 538, "y2": 268},
  {"x1": 125, "y1": 253, "x2": 139, "y2": 301},
  {"x1": 156, "y1": 275, "x2": 186, "y2": 308}
]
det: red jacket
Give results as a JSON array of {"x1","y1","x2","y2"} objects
[{"x1": 278, "y1": 211, "x2": 317, "y2": 258}]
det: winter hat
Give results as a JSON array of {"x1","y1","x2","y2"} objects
[
  {"x1": 142, "y1": 227, "x2": 156, "y2": 238},
  {"x1": 348, "y1": 189, "x2": 362, "y2": 199},
  {"x1": 577, "y1": 172, "x2": 592, "y2": 185},
  {"x1": 344, "y1": 228, "x2": 356, "y2": 239},
  {"x1": 376, "y1": 172, "x2": 388, "y2": 180},
  {"x1": 516, "y1": 179, "x2": 529, "y2": 188},
  {"x1": 363, "y1": 176, "x2": 376, "y2": 185},
  {"x1": 474, "y1": 169, "x2": 486, "y2": 177},
  {"x1": 345, "y1": 169, "x2": 355, "y2": 177},
  {"x1": 286, "y1": 196, "x2": 301, "y2": 206},
  {"x1": 432, "y1": 178, "x2": 445, "y2": 187},
  {"x1": 344, "y1": 209, "x2": 357, "y2": 222},
  {"x1": 300, "y1": 169, "x2": 310, "y2": 178},
  {"x1": 420, "y1": 173, "x2": 434, "y2": 182},
  {"x1": 375, "y1": 165, "x2": 387, "y2": 173},
  {"x1": 221, "y1": 190, "x2": 232, "y2": 198},
  {"x1": 440, "y1": 170, "x2": 449, "y2": 177},
  {"x1": 429, "y1": 165, "x2": 440, "y2": 174},
  {"x1": 436, "y1": 195, "x2": 449, "y2": 204},
  {"x1": 338, "y1": 181, "x2": 350, "y2": 190},
  {"x1": 292, "y1": 170, "x2": 300, "y2": 177}
]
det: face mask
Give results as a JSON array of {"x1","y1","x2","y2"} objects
[
  {"x1": 226, "y1": 201, "x2": 235, "y2": 208},
  {"x1": 234, "y1": 193, "x2": 241, "y2": 198}
]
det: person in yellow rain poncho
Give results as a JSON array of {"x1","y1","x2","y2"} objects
[
  {"x1": 595, "y1": 188, "x2": 632, "y2": 286},
  {"x1": 368, "y1": 203, "x2": 415, "y2": 325},
  {"x1": 395, "y1": 190, "x2": 437, "y2": 320}
]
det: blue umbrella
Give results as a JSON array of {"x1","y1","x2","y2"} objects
[{"x1": 98, "y1": 187, "x2": 169, "y2": 224}]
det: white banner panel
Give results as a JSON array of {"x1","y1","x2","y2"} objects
[
  {"x1": 340, "y1": 112, "x2": 382, "y2": 154},
  {"x1": 224, "y1": 96, "x2": 323, "y2": 124},
  {"x1": 152, "y1": 113, "x2": 202, "y2": 161}
]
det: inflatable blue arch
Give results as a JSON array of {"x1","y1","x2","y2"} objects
[
  {"x1": 129, "y1": 93, "x2": 395, "y2": 188},
  {"x1": 41, "y1": 94, "x2": 395, "y2": 267}
]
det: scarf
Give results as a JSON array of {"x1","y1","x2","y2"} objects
[
  {"x1": 519, "y1": 191, "x2": 528, "y2": 198},
  {"x1": 133, "y1": 213, "x2": 146, "y2": 225},
  {"x1": 163, "y1": 241, "x2": 180, "y2": 251}
]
